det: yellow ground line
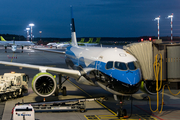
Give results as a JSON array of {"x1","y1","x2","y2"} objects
[
  {"x1": 98, "y1": 115, "x2": 116, "y2": 116},
  {"x1": 96, "y1": 100, "x2": 117, "y2": 116},
  {"x1": 84, "y1": 115, "x2": 100, "y2": 120},
  {"x1": 67, "y1": 80, "x2": 92, "y2": 97},
  {"x1": 135, "y1": 114, "x2": 146, "y2": 120},
  {"x1": 68, "y1": 79, "x2": 117, "y2": 116},
  {"x1": 99, "y1": 116, "x2": 118, "y2": 119},
  {"x1": 11, "y1": 54, "x2": 14, "y2": 62}
]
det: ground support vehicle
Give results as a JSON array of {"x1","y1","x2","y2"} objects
[
  {"x1": 16, "y1": 98, "x2": 104, "y2": 113},
  {"x1": 0, "y1": 72, "x2": 29, "y2": 101}
]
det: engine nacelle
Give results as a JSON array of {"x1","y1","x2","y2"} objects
[
  {"x1": 32, "y1": 72, "x2": 57, "y2": 97},
  {"x1": 140, "y1": 80, "x2": 162, "y2": 95}
]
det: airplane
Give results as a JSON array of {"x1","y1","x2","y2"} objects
[
  {"x1": 78, "y1": 38, "x2": 100, "y2": 46},
  {"x1": 77, "y1": 38, "x2": 85, "y2": 43},
  {"x1": 56, "y1": 40, "x2": 72, "y2": 48},
  {"x1": 0, "y1": 36, "x2": 6, "y2": 41},
  {"x1": 0, "y1": 36, "x2": 35, "y2": 52},
  {"x1": 0, "y1": 7, "x2": 153, "y2": 117},
  {"x1": 47, "y1": 42, "x2": 57, "y2": 46},
  {"x1": 56, "y1": 42, "x2": 71, "y2": 48}
]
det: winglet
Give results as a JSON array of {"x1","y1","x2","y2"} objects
[
  {"x1": 70, "y1": 6, "x2": 78, "y2": 47},
  {"x1": 0, "y1": 36, "x2": 6, "y2": 41}
]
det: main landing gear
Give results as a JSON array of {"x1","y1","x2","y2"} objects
[
  {"x1": 114, "y1": 95, "x2": 129, "y2": 118},
  {"x1": 55, "y1": 74, "x2": 69, "y2": 96}
]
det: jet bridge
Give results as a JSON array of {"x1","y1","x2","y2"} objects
[{"x1": 123, "y1": 39, "x2": 180, "y2": 93}]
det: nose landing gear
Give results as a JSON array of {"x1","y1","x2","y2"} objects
[{"x1": 114, "y1": 95, "x2": 131, "y2": 118}]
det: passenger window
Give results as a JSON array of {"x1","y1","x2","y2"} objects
[
  {"x1": 128, "y1": 62, "x2": 136, "y2": 70},
  {"x1": 106, "y1": 61, "x2": 113, "y2": 69},
  {"x1": 115, "y1": 62, "x2": 127, "y2": 70}
]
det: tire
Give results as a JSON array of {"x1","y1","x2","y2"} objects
[
  {"x1": 122, "y1": 109, "x2": 127, "y2": 116},
  {"x1": 13, "y1": 92, "x2": 17, "y2": 98},
  {"x1": 20, "y1": 91, "x2": 24, "y2": 97},
  {"x1": 1, "y1": 94, "x2": 7, "y2": 101},
  {"x1": 8, "y1": 93, "x2": 12, "y2": 99},
  {"x1": 117, "y1": 109, "x2": 122, "y2": 117},
  {"x1": 80, "y1": 108, "x2": 85, "y2": 113},
  {"x1": 62, "y1": 86, "x2": 66, "y2": 96}
]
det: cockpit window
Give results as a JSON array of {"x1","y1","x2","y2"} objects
[
  {"x1": 115, "y1": 62, "x2": 127, "y2": 70},
  {"x1": 134, "y1": 61, "x2": 140, "y2": 68},
  {"x1": 127, "y1": 62, "x2": 136, "y2": 70},
  {"x1": 106, "y1": 61, "x2": 113, "y2": 69}
]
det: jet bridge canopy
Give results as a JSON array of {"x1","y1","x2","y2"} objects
[{"x1": 123, "y1": 39, "x2": 180, "y2": 89}]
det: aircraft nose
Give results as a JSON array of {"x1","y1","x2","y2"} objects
[{"x1": 124, "y1": 70, "x2": 141, "y2": 85}]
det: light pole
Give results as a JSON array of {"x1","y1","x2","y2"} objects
[
  {"x1": 154, "y1": 16, "x2": 160, "y2": 40},
  {"x1": 29, "y1": 23, "x2": 34, "y2": 41},
  {"x1": 39, "y1": 31, "x2": 42, "y2": 40},
  {"x1": 26, "y1": 28, "x2": 30, "y2": 41},
  {"x1": 168, "y1": 13, "x2": 173, "y2": 41}
]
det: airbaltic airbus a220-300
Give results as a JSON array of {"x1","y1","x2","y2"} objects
[{"x1": 0, "y1": 7, "x2": 147, "y2": 117}]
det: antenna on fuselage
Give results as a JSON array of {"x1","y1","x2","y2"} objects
[{"x1": 70, "y1": 6, "x2": 78, "y2": 47}]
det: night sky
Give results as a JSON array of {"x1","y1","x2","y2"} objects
[{"x1": 0, "y1": 0, "x2": 180, "y2": 38}]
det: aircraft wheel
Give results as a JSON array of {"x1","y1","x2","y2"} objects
[
  {"x1": 117, "y1": 109, "x2": 123, "y2": 117},
  {"x1": 62, "y1": 86, "x2": 66, "y2": 96},
  {"x1": 123, "y1": 109, "x2": 127, "y2": 116}
]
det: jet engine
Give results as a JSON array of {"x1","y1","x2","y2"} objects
[
  {"x1": 140, "y1": 80, "x2": 162, "y2": 95},
  {"x1": 32, "y1": 72, "x2": 57, "y2": 97}
]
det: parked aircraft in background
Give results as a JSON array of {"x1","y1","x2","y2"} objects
[
  {"x1": 78, "y1": 37, "x2": 100, "y2": 46},
  {"x1": 47, "y1": 42, "x2": 58, "y2": 46},
  {"x1": 0, "y1": 36, "x2": 35, "y2": 52},
  {"x1": 0, "y1": 36, "x2": 6, "y2": 41},
  {"x1": 0, "y1": 7, "x2": 157, "y2": 117},
  {"x1": 77, "y1": 38, "x2": 85, "y2": 44}
]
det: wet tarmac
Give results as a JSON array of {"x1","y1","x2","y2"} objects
[{"x1": 0, "y1": 46, "x2": 180, "y2": 120}]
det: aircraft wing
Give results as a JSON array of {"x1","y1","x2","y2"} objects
[
  {"x1": 0, "y1": 41, "x2": 9, "y2": 46},
  {"x1": 0, "y1": 61, "x2": 81, "y2": 79}
]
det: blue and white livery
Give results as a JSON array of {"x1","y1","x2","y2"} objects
[
  {"x1": 0, "y1": 7, "x2": 142, "y2": 116},
  {"x1": 0, "y1": 7, "x2": 141, "y2": 98}
]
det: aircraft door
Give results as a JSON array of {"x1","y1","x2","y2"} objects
[
  {"x1": 78, "y1": 52, "x2": 83, "y2": 67},
  {"x1": 96, "y1": 61, "x2": 101, "y2": 75}
]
